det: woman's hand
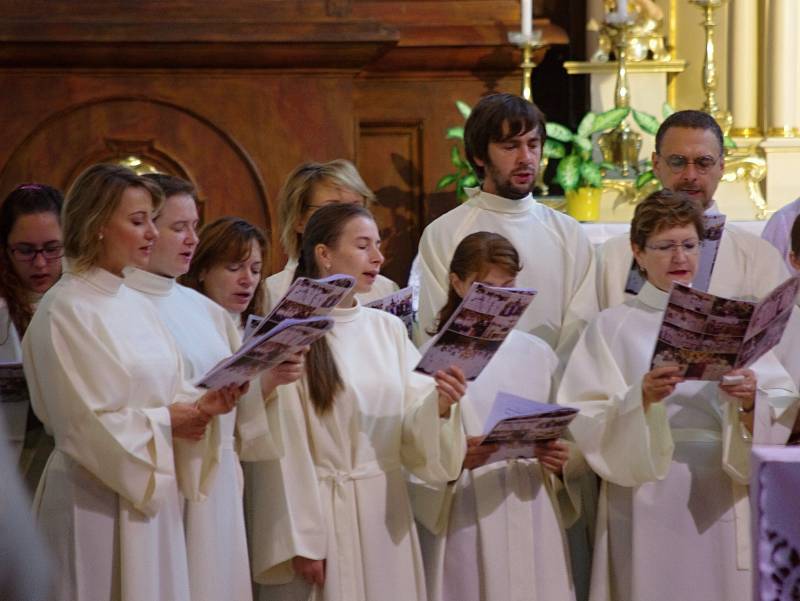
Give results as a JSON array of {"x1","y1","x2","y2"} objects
[
  {"x1": 292, "y1": 556, "x2": 325, "y2": 586},
  {"x1": 168, "y1": 403, "x2": 211, "y2": 441},
  {"x1": 462, "y1": 436, "x2": 499, "y2": 470},
  {"x1": 197, "y1": 383, "x2": 247, "y2": 417},
  {"x1": 719, "y1": 368, "x2": 756, "y2": 435},
  {"x1": 434, "y1": 366, "x2": 467, "y2": 417},
  {"x1": 260, "y1": 346, "x2": 309, "y2": 397},
  {"x1": 534, "y1": 439, "x2": 570, "y2": 475},
  {"x1": 642, "y1": 365, "x2": 685, "y2": 412}
]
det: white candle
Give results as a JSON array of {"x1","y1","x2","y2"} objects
[
  {"x1": 617, "y1": 0, "x2": 628, "y2": 20},
  {"x1": 521, "y1": 0, "x2": 532, "y2": 36}
]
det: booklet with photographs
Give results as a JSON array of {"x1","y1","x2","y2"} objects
[
  {"x1": 198, "y1": 316, "x2": 333, "y2": 389},
  {"x1": 650, "y1": 275, "x2": 800, "y2": 380},
  {"x1": 0, "y1": 362, "x2": 28, "y2": 404},
  {"x1": 365, "y1": 286, "x2": 414, "y2": 338},
  {"x1": 625, "y1": 213, "x2": 726, "y2": 295},
  {"x1": 245, "y1": 274, "x2": 355, "y2": 341},
  {"x1": 414, "y1": 282, "x2": 536, "y2": 381}
]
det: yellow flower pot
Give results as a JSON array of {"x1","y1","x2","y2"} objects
[{"x1": 566, "y1": 187, "x2": 602, "y2": 222}]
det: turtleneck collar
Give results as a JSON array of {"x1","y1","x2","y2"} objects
[
  {"x1": 67, "y1": 266, "x2": 125, "y2": 296},
  {"x1": 704, "y1": 201, "x2": 721, "y2": 215},
  {"x1": 123, "y1": 267, "x2": 175, "y2": 297},
  {"x1": 330, "y1": 298, "x2": 361, "y2": 323},
  {"x1": 467, "y1": 187, "x2": 535, "y2": 214},
  {"x1": 637, "y1": 280, "x2": 670, "y2": 311}
]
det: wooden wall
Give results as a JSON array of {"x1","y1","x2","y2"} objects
[{"x1": 0, "y1": 0, "x2": 585, "y2": 284}]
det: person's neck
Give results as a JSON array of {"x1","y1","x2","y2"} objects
[{"x1": 339, "y1": 289, "x2": 358, "y2": 308}]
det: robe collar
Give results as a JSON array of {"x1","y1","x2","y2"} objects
[
  {"x1": 467, "y1": 187, "x2": 535, "y2": 214},
  {"x1": 69, "y1": 266, "x2": 125, "y2": 296},
  {"x1": 123, "y1": 267, "x2": 175, "y2": 297},
  {"x1": 284, "y1": 257, "x2": 299, "y2": 272},
  {"x1": 637, "y1": 280, "x2": 670, "y2": 311},
  {"x1": 705, "y1": 201, "x2": 721, "y2": 216},
  {"x1": 330, "y1": 298, "x2": 361, "y2": 323}
]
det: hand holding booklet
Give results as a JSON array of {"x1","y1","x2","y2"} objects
[
  {"x1": 414, "y1": 282, "x2": 536, "y2": 381},
  {"x1": 650, "y1": 275, "x2": 800, "y2": 380},
  {"x1": 477, "y1": 392, "x2": 578, "y2": 463}
]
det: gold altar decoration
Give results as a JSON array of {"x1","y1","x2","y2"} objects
[
  {"x1": 690, "y1": 0, "x2": 733, "y2": 136},
  {"x1": 591, "y1": 0, "x2": 671, "y2": 63}
]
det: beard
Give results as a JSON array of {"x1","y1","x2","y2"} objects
[{"x1": 483, "y1": 161, "x2": 536, "y2": 200}]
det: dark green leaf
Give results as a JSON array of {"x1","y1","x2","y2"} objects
[
  {"x1": 455, "y1": 100, "x2": 472, "y2": 120},
  {"x1": 573, "y1": 136, "x2": 593, "y2": 155},
  {"x1": 600, "y1": 162, "x2": 617, "y2": 171},
  {"x1": 543, "y1": 139, "x2": 566, "y2": 159},
  {"x1": 632, "y1": 109, "x2": 661, "y2": 136},
  {"x1": 580, "y1": 161, "x2": 604, "y2": 187},
  {"x1": 591, "y1": 107, "x2": 630, "y2": 133},
  {"x1": 635, "y1": 170, "x2": 656, "y2": 189},
  {"x1": 450, "y1": 146, "x2": 467, "y2": 168},
  {"x1": 463, "y1": 173, "x2": 479, "y2": 187},
  {"x1": 445, "y1": 126, "x2": 464, "y2": 140},
  {"x1": 662, "y1": 102, "x2": 675, "y2": 119},
  {"x1": 577, "y1": 113, "x2": 597, "y2": 138},
  {"x1": 545, "y1": 122, "x2": 574, "y2": 143},
  {"x1": 435, "y1": 173, "x2": 458, "y2": 190},
  {"x1": 556, "y1": 154, "x2": 581, "y2": 191},
  {"x1": 723, "y1": 136, "x2": 737, "y2": 149}
]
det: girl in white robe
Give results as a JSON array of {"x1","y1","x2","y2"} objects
[
  {"x1": 0, "y1": 183, "x2": 62, "y2": 490},
  {"x1": 249, "y1": 203, "x2": 467, "y2": 601},
  {"x1": 22, "y1": 164, "x2": 243, "y2": 601},
  {"x1": 409, "y1": 231, "x2": 582, "y2": 601},
  {"x1": 126, "y1": 178, "x2": 298, "y2": 601},
  {"x1": 558, "y1": 190, "x2": 799, "y2": 601},
  {"x1": 263, "y1": 159, "x2": 397, "y2": 313}
]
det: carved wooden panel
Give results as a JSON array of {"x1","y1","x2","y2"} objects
[{"x1": 357, "y1": 121, "x2": 424, "y2": 286}]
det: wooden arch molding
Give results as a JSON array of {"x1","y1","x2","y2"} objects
[{"x1": 0, "y1": 96, "x2": 271, "y2": 233}]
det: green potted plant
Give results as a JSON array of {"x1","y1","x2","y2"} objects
[
  {"x1": 544, "y1": 107, "x2": 630, "y2": 221},
  {"x1": 436, "y1": 101, "x2": 479, "y2": 202}
]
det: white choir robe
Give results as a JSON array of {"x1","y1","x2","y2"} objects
[
  {"x1": 125, "y1": 268, "x2": 282, "y2": 601},
  {"x1": 22, "y1": 267, "x2": 224, "y2": 601},
  {"x1": 247, "y1": 303, "x2": 466, "y2": 601},
  {"x1": 262, "y1": 258, "x2": 399, "y2": 313},
  {"x1": 557, "y1": 281, "x2": 799, "y2": 601},
  {"x1": 1, "y1": 296, "x2": 26, "y2": 460},
  {"x1": 760, "y1": 196, "x2": 800, "y2": 275},
  {"x1": 416, "y1": 189, "x2": 598, "y2": 368},
  {"x1": 596, "y1": 207, "x2": 789, "y2": 310},
  {"x1": 409, "y1": 330, "x2": 583, "y2": 601}
]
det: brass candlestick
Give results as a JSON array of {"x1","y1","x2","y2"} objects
[{"x1": 690, "y1": 0, "x2": 733, "y2": 134}]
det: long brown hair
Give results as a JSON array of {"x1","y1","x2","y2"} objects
[
  {"x1": 0, "y1": 183, "x2": 63, "y2": 337},
  {"x1": 179, "y1": 217, "x2": 268, "y2": 327},
  {"x1": 294, "y1": 202, "x2": 377, "y2": 414},
  {"x1": 431, "y1": 231, "x2": 522, "y2": 335}
]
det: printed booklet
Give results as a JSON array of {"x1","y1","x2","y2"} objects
[
  {"x1": 245, "y1": 274, "x2": 355, "y2": 340},
  {"x1": 414, "y1": 282, "x2": 536, "y2": 381},
  {"x1": 0, "y1": 362, "x2": 28, "y2": 404},
  {"x1": 365, "y1": 286, "x2": 414, "y2": 338},
  {"x1": 650, "y1": 275, "x2": 800, "y2": 380},
  {"x1": 626, "y1": 213, "x2": 726, "y2": 295},
  {"x1": 198, "y1": 316, "x2": 333, "y2": 389}
]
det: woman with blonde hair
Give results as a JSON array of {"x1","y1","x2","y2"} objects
[
  {"x1": 264, "y1": 159, "x2": 398, "y2": 311},
  {"x1": 411, "y1": 231, "x2": 582, "y2": 601},
  {"x1": 22, "y1": 163, "x2": 243, "y2": 601}
]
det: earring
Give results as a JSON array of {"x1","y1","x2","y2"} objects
[{"x1": 98, "y1": 233, "x2": 104, "y2": 240}]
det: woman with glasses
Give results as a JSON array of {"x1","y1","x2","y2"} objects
[
  {"x1": 264, "y1": 159, "x2": 397, "y2": 312},
  {"x1": 558, "y1": 189, "x2": 798, "y2": 601},
  {"x1": 0, "y1": 183, "x2": 63, "y2": 489}
]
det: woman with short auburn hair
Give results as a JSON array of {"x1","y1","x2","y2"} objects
[
  {"x1": 263, "y1": 159, "x2": 398, "y2": 313},
  {"x1": 22, "y1": 163, "x2": 242, "y2": 601},
  {"x1": 558, "y1": 189, "x2": 799, "y2": 601}
]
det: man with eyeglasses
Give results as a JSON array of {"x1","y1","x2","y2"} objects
[{"x1": 597, "y1": 109, "x2": 788, "y2": 309}]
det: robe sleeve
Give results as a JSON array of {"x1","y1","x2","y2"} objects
[
  {"x1": 596, "y1": 235, "x2": 632, "y2": 311},
  {"x1": 415, "y1": 225, "x2": 451, "y2": 347},
  {"x1": 556, "y1": 317, "x2": 674, "y2": 487},
  {"x1": 399, "y1": 327, "x2": 467, "y2": 484},
  {"x1": 247, "y1": 382, "x2": 326, "y2": 585},
  {"x1": 23, "y1": 305, "x2": 201, "y2": 517}
]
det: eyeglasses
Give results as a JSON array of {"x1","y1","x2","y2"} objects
[
  {"x1": 660, "y1": 154, "x2": 720, "y2": 174},
  {"x1": 645, "y1": 240, "x2": 701, "y2": 255},
  {"x1": 8, "y1": 243, "x2": 64, "y2": 262}
]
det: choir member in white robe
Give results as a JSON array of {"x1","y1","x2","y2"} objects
[
  {"x1": 558, "y1": 190, "x2": 799, "y2": 601},
  {"x1": 22, "y1": 164, "x2": 243, "y2": 601},
  {"x1": 761, "y1": 197, "x2": 800, "y2": 275},
  {"x1": 416, "y1": 94, "x2": 597, "y2": 366},
  {"x1": 249, "y1": 203, "x2": 467, "y2": 601},
  {"x1": 263, "y1": 159, "x2": 398, "y2": 313},
  {"x1": 126, "y1": 177, "x2": 297, "y2": 601},
  {"x1": 0, "y1": 184, "x2": 62, "y2": 489},
  {"x1": 597, "y1": 110, "x2": 787, "y2": 310},
  {"x1": 409, "y1": 231, "x2": 582, "y2": 601}
]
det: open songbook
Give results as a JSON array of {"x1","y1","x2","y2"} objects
[
  {"x1": 197, "y1": 316, "x2": 333, "y2": 389},
  {"x1": 626, "y1": 213, "x2": 726, "y2": 295},
  {"x1": 365, "y1": 286, "x2": 414, "y2": 338},
  {"x1": 245, "y1": 274, "x2": 355, "y2": 340},
  {"x1": 650, "y1": 275, "x2": 800, "y2": 381},
  {"x1": 414, "y1": 282, "x2": 536, "y2": 381}
]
